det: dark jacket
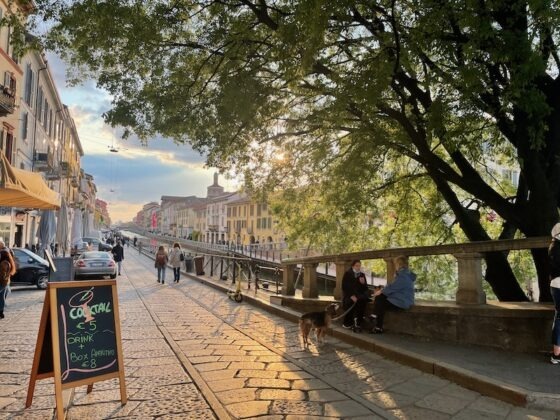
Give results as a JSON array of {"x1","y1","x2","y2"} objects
[
  {"x1": 342, "y1": 268, "x2": 358, "y2": 301},
  {"x1": 356, "y1": 280, "x2": 371, "y2": 301},
  {"x1": 112, "y1": 244, "x2": 124, "y2": 262},
  {"x1": 550, "y1": 239, "x2": 560, "y2": 280}
]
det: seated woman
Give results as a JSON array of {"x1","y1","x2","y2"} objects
[
  {"x1": 370, "y1": 255, "x2": 416, "y2": 334},
  {"x1": 342, "y1": 260, "x2": 371, "y2": 331}
]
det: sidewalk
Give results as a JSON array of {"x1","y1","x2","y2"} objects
[
  {"x1": 0, "y1": 264, "x2": 219, "y2": 419},
  {"x1": 174, "y1": 255, "x2": 560, "y2": 413},
  {"x1": 1, "y1": 248, "x2": 558, "y2": 419},
  {"x1": 133, "y1": 248, "x2": 560, "y2": 419}
]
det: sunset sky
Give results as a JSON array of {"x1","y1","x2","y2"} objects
[{"x1": 47, "y1": 54, "x2": 238, "y2": 223}]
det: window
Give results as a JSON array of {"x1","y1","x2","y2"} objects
[
  {"x1": 49, "y1": 110, "x2": 53, "y2": 136},
  {"x1": 227, "y1": 207, "x2": 231, "y2": 217},
  {"x1": 257, "y1": 218, "x2": 261, "y2": 229},
  {"x1": 263, "y1": 203, "x2": 268, "y2": 212},
  {"x1": 233, "y1": 207, "x2": 237, "y2": 217},
  {"x1": 3, "y1": 72, "x2": 16, "y2": 97},
  {"x1": 268, "y1": 217, "x2": 272, "y2": 229},
  {"x1": 5, "y1": 131, "x2": 14, "y2": 164},
  {"x1": 257, "y1": 204, "x2": 262, "y2": 217},
  {"x1": 21, "y1": 112, "x2": 28, "y2": 141},
  {"x1": 250, "y1": 205, "x2": 254, "y2": 216},
  {"x1": 43, "y1": 100, "x2": 49, "y2": 128},
  {"x1": 37, "y1": 88, "x2": 43, "y2": 118},
  {"x1": 24, "y1": 64, "x2": 34, "y2": 105}
]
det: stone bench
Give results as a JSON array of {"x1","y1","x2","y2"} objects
[{"x1": 272, "y1": 296, "x2": 554, "y2": 353}]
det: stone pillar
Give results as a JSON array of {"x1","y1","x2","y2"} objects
[
  {"x1": 334, "y1": 260, "x2": 352, "y2": 300},
  {"x1": 282, "y1": 264, "x2": 296, "y2": 296},
  {"x1": 302, "y1": 263, "x2": 319, "y2": 299},
  {"x1": 455, "y1": 253, "x2": 486, "y2": 304},
  {"x1": 384, "y1": 257, "x2": 396, "y2": 285}
]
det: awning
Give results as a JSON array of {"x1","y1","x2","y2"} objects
[{"x1": 0, "y1": 151, "x2": 61, "y2": 210}]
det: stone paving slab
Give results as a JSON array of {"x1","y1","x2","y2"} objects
[
  {"x1": 0, "y1": 265, "x2": 215, "y2": 419},
  {"x1": 2, "y1": 249, "x2": 560, "y2": 420}
]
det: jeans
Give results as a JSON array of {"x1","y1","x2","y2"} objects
[
  {"x1": 157, "y1": 267, "x2": 166, "y2": 283},
  {"x1": 117, "y1": 261, "x2": 122, "y2": 274},
  {"x1": 173, "y1": 267, "x2": 180, "y2": 282},
  {"x1": 0, "y1": 285, "x2": 10, "y2": 313},
  {"x1": 552, "y1": 287, "x2": 560, "y2": 346},
  {"x1": 372, "y1": 294, "x2": 400, "y2": 329}
]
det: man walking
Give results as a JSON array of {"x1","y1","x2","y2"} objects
[{"x1": 112, "y1": 240, "x2": 125, "y2": 276}]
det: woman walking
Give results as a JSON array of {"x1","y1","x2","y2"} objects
[
  {"x1": 549, "y1": 223, "x2": 560, "y2": 364},
  {"x1": 0, "y1": 243, "x2": 17, "y2": 319},
  {"x1": 169, "y1": 243, "x2": 184, "y2": 283},
  {"x1": 155, "y1": 245, "x2": 169, "y2": 284}
]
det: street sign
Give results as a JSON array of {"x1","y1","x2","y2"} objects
[{"x1": 26, "y1": 280, "x2": 126, "y2": 419}]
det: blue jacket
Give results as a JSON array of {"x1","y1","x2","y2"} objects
[{"x1": 383, "y1": 268, "x2": 416, "y2": 309}]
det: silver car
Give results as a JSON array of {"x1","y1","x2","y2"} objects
[{"x1": 74, "y1": 251, "x2": 117, "y2": 280}]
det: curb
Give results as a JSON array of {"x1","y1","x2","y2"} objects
[{"x1": 136, "y1": 246, "x2": 560, "y2": 412}]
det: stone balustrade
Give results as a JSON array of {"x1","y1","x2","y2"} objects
[{"x1": 281, "y1": 237, "x2": 551, "y2": 304}]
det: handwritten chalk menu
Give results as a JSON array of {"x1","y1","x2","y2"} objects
[
  {"x1": 56, "y1": 285, "x2": 119, "y2": 383},
  {"x1": 26, "y1": 280, "x2": 127, "y2": 420}
]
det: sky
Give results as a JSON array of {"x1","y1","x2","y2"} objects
[{"x1": 46, "y1": 54, "x2": 238, "y2": 224}]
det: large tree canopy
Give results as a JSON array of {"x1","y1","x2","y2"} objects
[{"x1": 33, "y1": 0, "x2": 560, "y2": 301}]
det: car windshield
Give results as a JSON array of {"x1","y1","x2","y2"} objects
[
  {"x1": 81, "y1": 252, "x2": 110, "y2": 259},
  {"x1": 13, "y1": 248, "x2": 49, "y2": 266}
]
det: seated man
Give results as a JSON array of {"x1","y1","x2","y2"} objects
[
  {"x1": 370, "y1": 255, "x2": 416, "y2": 334},
  {"x1": 342, "y1": 260, "x2": 369, "y2": 331}
]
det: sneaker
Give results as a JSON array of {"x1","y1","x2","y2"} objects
[
  {"x1": 342, "y1": 323, "x2": 353, "y2": 329},
  {"x1": 370, "y1": 327, "x2": 384, "y2": 334},
  {"x1": 551, "y1": 354, "x2": 560, "y2": 364}
]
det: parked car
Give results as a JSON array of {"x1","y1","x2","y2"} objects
[
  {"x1": 82, "y1": 237, "x2": 113, "y2": 252},
  {"x1": 74, "y1": 251, "x2": 117, "y2": 280},
  {"x1": 70, "y1": 241, "x2": 89, "y2": 257},
  {"x1": 11, "y1": 248, "x2": 50, "y2": 289}
]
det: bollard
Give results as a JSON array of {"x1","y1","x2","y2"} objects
[
  {"x1": 210, "y1": 256, "x2": 214, "y2": 277},
  {"x1": 232, "y1": 261, "x2": 236, "y2": 285},
  {"x1": 220, "y1": 258, "x2": 224, "y2": 280}
]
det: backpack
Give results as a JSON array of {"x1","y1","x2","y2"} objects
[
  {"x1": 179, "y1": 252, "x2": 185, "y2": 262},
  {"x1": 156, "y1": 253, "x2": 167, "y2": 266}
]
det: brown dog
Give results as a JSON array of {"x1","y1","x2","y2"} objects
[{"x1": 299, "y1": 303, "x2": 340, "y2": 347}]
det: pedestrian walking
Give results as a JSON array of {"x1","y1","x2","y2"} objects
[
  {"x1": 155, "y1": 245, "x2": 168, "y2": 284},
  {"x1": 112, "y1": 240, "x2": 125, "y2": 276},
  {"x1": 169, "y1": 242, "x2": 184, "y2": 283},
  {"x1": 0, "y1": 242, "x2": 16, "y2": 319},
  {"x1": 549, "y1": 223, "x2": 560, "y2": 364}
]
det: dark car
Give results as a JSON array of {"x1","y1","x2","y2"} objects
[
  {"x1": 11, "y1": 248, "x2": 50, "y2": 289},
  {"x1": 82, "y1": 237, "x2": 113, "y2": 252}
]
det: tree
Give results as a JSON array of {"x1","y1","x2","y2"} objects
[{"x1": 32, "y1": 0, "x2": 560, "y2": 301}]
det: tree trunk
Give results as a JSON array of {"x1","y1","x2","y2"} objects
[{"x1": 429, "y1": 172, "x2": 529, "y2": 301}]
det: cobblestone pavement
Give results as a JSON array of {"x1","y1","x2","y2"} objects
[{"x1": 1, "y1": 249, "x2": 559, "y2": 419}]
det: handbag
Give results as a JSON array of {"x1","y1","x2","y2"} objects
[{"x1": 180, "y1": 252, "x2": 185, "y2": 262}]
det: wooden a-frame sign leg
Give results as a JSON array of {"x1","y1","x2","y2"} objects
[{"x1": 26, "y1": 282, "x2": 127, "y2": 420}]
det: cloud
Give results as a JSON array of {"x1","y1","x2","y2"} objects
[{"x1": 44, "y1": 53, "x2": 238, "y2": 222}]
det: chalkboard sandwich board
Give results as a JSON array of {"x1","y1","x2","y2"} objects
[{"x1": 26, "y1": 280, "x2": 127, "y2": 420}]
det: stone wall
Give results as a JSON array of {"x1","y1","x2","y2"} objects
[{"x1": 275, "y1": 297, "x2": 554, "y2": 353}]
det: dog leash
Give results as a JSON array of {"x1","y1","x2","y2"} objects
[{"x1": 331, "y1": 302, "x2": 356, "y2": 322}]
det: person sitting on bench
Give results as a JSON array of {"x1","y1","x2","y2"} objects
[
  {"x1": 342, "y1": 260, "x2": 368, "y2": 331},
  {"x1": 370, "y1": 255, "x2": 416, "y2": 334}
]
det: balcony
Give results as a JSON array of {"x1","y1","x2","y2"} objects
[
  {"x1": 0, "y1": 87, "x2": 15, "y2": 116},
  {"x1": 44, "y1": 171, "x2": 61, "y2": 181},
  {"x1": 208, "y1": 224, "x2": 219, "y2": 231},
  {"x1": 70, "y1": 176, "x2": 79, "y2": 188},
  {"x1": 34, "y1": 151, "x2": 54, "y2": 171}
]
